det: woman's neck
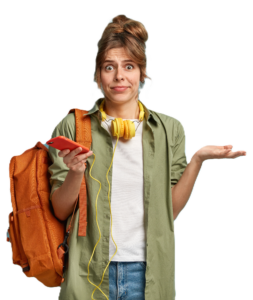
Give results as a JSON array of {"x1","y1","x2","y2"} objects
[{"x1": 103, "y1": 97, "x2": 140, "y2": 120}]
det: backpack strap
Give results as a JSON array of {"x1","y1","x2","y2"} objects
[{"x1": 68, "y1": 109, "x2": 92, "y2": 237}]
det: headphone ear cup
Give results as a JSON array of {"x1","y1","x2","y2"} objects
[
  {"x1": 123, "y1": 120, "x2": 129, "y2": 139},
  {"x1": 123, "y1": 120, "x2": 135, "y2": 139},
  {"x1": 111, "y1": 118, "x2": 124, "y2": 137}
]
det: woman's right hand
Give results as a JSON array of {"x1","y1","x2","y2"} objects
[{"x1": 58, "y1": 147, "x2": 93, "y2": 174}]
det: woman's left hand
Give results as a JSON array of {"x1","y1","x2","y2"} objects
[{"x1": 193, "y1": 145, "x2": 247, "y2": 164}]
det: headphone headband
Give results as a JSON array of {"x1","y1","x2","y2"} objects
[{"x1": 99, "y1": 99, "x2": 145, "y2": 122}]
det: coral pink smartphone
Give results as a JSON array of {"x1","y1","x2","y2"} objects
[{"x1": 46, "y1": 136, "x2": 90, "y2": 155}]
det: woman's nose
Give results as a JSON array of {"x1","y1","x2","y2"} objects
[{"x1": 115, "y1": 68, "x2": 124, "y2": 81}]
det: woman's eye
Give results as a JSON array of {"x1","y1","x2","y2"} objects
[
  {"x1": 126, "y1": 65, "x2": 133, "y2": 70},
  {"x1": 105, "y1": 65, "x2": 113, "y2": 71}
]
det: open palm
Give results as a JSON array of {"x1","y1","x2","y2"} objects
[{"x1": 195, "y1": 145, "x2": 246, "y2": 163}]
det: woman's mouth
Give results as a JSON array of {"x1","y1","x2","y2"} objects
[{"x1": 111, "y1": 86, "x2": 128, "y2": 92}]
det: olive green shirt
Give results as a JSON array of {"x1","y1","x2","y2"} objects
[{"x1": 48, "y1": 98, "x2": 187, "y2": 300}]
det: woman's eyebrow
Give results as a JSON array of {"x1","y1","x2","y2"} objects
[{"x1": 103, "y1": 59, "x2": 135, "y2": 63}]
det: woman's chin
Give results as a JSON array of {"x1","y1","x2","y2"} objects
[{"x1": 105, "y1": 91, "x2": 138, "y2": 103}]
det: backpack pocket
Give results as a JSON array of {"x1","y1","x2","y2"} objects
[{"x1": 8, "y1": 211, "x2": 29, "y2": 272}]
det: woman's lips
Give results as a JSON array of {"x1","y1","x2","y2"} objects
[{"x1": 111, "y1": 87, "x2": 128, "y2": 92}]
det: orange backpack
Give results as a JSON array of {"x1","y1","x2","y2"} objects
[{"x1": 6, "y1": 109, "x2": 92, "y2": 287}]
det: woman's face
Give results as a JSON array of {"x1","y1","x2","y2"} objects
[{"x1": 100, "y1": 47, "x2": 141, "y2": 104}]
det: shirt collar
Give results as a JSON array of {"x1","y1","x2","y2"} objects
[{"x1": 83, "y1": 97, "x2": 159, "y2": 124}]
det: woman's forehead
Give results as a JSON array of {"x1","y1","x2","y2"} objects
[{"x1": 103, "y1": 47, "x2": 132, "y2": 61}]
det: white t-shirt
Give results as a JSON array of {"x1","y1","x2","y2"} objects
[{"x1": 101, "y1": 113, "x2": 146, "y2": 262}]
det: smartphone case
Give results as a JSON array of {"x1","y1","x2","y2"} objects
[{"x1": 46, "y1": 136, "x2": 90, "y2": 155}]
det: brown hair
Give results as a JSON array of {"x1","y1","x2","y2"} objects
[{"x1": 94, "y1": 15, "x2": 151, "y2": 89}]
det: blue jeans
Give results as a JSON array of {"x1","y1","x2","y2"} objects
[{"x1": 109, "y1": 261, "x2": 146, "y2": 300}]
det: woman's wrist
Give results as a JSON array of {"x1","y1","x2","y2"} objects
[{"x1": 191, "y1": 152, "x2": 204, "y2": 166}]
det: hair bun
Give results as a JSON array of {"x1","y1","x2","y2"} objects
[
  {"x1": 112, "y1": 15, "x2": 130, "y2": 25},
  {"x1": 111, "y1": 14, "x2": 148, "y2": 43}
]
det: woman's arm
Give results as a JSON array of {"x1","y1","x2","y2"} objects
[
  {"x1": 172, "y1": 145, "x2": 246, "y2": 220},
  {"x1": 51, "y1": 147, "x2": 93, "y2": 221},
  {"x1": 172, "y1": 155, "x2": 202, "y2": 220},
  {"x1": 52, "y1": 169, "x2": 84, "y2": 221}
]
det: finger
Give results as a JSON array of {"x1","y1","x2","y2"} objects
[
  {"x1": 71, "y1": 153, "x2": 93, "y2": 167},
  {"x1": 71, "y1": 160, "x2": 87, "y2": 171},
  {"x1": 74, "y1": 150, "x2": 93, "y2": 160},
  {"x1": 75, "y1": 158, "x2": 87, "y2": 166},
  {"x1": 78, "y1": 158, "x2": 89, "y2": 169},
  {"x1": 223, "y1": 145, "x2": 233, "y2": 149},
  {"x1": 67, "y1": 147, "x2": 83, "y2": 160},
  {"x1": 58, "y1": 149, "x2": 70, "y2": 157},
  {"x1": 222, "y1": 149, "x2": 232, "y2": 155},
  {"x1": 225, "y1": 151, "x2": 245, "y2": 158},
  {"x1": 70, "y1": 151, "x2": 93, "y2": 166}
]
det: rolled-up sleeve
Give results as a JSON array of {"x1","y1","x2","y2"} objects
[
  {"x1": 48, "y1": 113, "x2": 76, "y2": 201},
  {"x1": 170, "y1": 121, "x2": 187, "y2": 187}
]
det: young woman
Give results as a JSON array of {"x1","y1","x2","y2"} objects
[{"x1": 48, "y1": 15, "x2": 246, "y2": 300}]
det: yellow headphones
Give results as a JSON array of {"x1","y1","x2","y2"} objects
[
  {"x1": 99, "y1": 99, "x2": 145, "y2": 139},
  {"x1": 86, "y1": 99, "x2": 145, "y2": 300}
]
